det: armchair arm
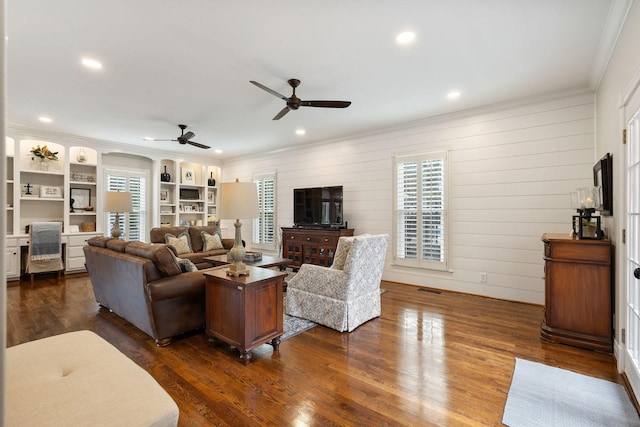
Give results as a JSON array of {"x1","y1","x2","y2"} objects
[{"x1": 287, "y1": 264, "x2": 349, "y2": 299}]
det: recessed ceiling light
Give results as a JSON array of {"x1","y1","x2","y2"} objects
[
  {"x1": 295, "y1": 129, "x2": 306, "y2": 136},
  {"x1": 396, "y1": 31, "x2": 416, "y2": 45},
  {"x1": 38, "y1": 116, "x2": 53, "y2": 123},
  {"x1": 447, "y1": 90, "x2": 461, "y2": 99},
  {"x1": 81, "y1": 57, "x2": 103, "y2": 70},
  {"x1": 214, "y1": 149, "x2": 223, "y2": 154}
]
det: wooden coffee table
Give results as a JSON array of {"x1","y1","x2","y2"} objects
[{"x1": 204, "y1": 254, "x2": 292, "y2": 271}]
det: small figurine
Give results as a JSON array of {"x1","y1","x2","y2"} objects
[
  {"x1": 24, "y1": 183, "x2": 32, "y2": 195},
  {"x1": 70, "y1": 198, "x2": 75, "y2": 213}
]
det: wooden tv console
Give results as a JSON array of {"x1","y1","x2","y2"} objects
[{"x1": 282, "y1": 227, "x2": 354, "y2": 269}]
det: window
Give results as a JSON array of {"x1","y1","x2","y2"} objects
[
  {"x1": 252, "y1": 173, "x2": 276, "y2": 249},
  {"x1": 104, "y1": 168, "x2": 148, "y2": 241},
  {"x1": 393, "y1": 151, "x2": 447, "y2": 270}
]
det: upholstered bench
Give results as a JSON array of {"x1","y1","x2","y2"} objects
[{"x1": 6, "y1": 330, "x2": 179, "y2": 426}]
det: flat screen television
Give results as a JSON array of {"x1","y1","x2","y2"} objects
[{"x1": 294, "y1": 186, "x2": 343, "y2": 227}]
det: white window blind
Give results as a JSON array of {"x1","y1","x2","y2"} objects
[
  {"x1": 105, "y1": 169, "x2": 148, "y2": 241},
  {"x1": 394, "y1": 151, "x2": 447, "y2": 270},
  {"x1": 252, "y1": 174, "x2": 276, "y2": 249}
]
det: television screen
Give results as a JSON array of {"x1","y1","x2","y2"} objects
[{"x1": 294, "y1": 186, "x2": 343, "y2": 227}]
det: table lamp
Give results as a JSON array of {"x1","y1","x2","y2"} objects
[
  {"x1": 103, "y1": 190, "x2": 132, "y2": 239},
  {"x1": 219, "y1": 179, "x2": 259, "y2": 276}
]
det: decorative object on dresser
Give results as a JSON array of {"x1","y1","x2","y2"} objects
[
  {"x1": 219, "y1": 179, "x2": 259, "y2": 276},
  {"x1": 593, "y1": 152, "x2": 613, "y2": 216},
  {"x1": 569, "y1": 187, "x2": 603, "y2": 239},
  {"x1": 103, "y1": 190, "x2": 133, "y2": 239},
  {"x1": 540, "y1": 233, "x2": 613, "y2": 353},
  {"x1": 161, "y1": 165, "x2": 171, "y2": 182},
  {"x1": 282, "y1": 227, "x2": 354, "y2": 268}
]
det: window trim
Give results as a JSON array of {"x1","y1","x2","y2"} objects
[{"x1": 393, "y1": 151, "x2": 448, "y2": 271}]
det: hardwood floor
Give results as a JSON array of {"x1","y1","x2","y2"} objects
[{"x1": 6, "y1": 274, "x2": 625, "y2": 426}]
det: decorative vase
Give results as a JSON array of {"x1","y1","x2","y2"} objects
[
  {"x1": 160, "y1": 165, "x2": 171, "y2": 182},
  {"x1": 77, "y1": 149, "x2": 87, "y2": 163},
  {"x1": 208, "y1": 172, "x2": 216, "y2": 187},
  {"x1": 38, "y1": 158, "x2": 49, "y2": 171}
]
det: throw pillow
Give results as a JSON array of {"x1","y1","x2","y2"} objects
[
  {"x1": 164, "y1": 232, "x2": 193, "y2": 255},
  {"x1": 330, "y1": 236, "x2": 356, "y2": 270},
  {"x1": 201, "y1": 231, "x2": 224, "y2": 251},
  {"x1": 177, "y1": 258, "x2": 198, "y2": 273}
]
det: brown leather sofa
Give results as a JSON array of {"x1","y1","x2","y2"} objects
[
  {"x1": 84, "y1": 236, "x2": 219, "y2": 346},
  {"x1": 149, "y1": 225, "x2": 234, "y2": 268}
]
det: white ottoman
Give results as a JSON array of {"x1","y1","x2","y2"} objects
[{"x1": 7, "y1": 330, "x2": 179, "y2": 427}]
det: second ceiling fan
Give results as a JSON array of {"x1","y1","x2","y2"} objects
[{"x1": 250, "y1": 78, "x2": 351, "y2": 120}]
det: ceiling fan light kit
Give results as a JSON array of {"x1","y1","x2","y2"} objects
[{"x1": 250, "y1": 78, "x2": 351, "y2": 120}]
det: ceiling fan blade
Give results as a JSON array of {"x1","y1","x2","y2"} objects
[
  {"x1": 187, "y1": 140, "x2": 210, "y2": 149},
  {"x1": 273, "y1": 106, "x2": 291, "y2": 120},
  {"x1": 250, "y1": 80, "x2": 288, "y2": 100},
  {"x1": 145, "y1": 138, "x2": 177, "y2": 142},
  {"x1": 300, "y1": 100, "x2": 351, "y2": 108},
  {"x1": 182, "y1": 131, "x2": 195, "y2": 140}
]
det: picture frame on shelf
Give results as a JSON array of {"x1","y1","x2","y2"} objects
[
  {"x1": 69, "y1": 225, "x2": 80, "y2": 233},
  {"x1": 40, "y1": 185, "x2": 63, "y2": 199},
  {"x1": 160, "y1": 190, "x2": 168, "y2": 201},
  {"x1": 181, "y1": 167, "x2": 195, "y2": 184},
  {"x1": 70, "y1": 188, "x2": 91, "y2": 209},
  {"x1": 184, "y1": 205, "x2": 192, "y2": 212}
]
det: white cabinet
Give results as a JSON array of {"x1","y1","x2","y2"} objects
[
  {"x1": 5, "y1": 237, "x2": 19, "y2": 279},
  {"x1": 66, "y1": 233, "x2": 101, "y2": 272}
]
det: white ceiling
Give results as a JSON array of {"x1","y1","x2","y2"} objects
[{"x1": 6, "y1": 0, "x2": 629, "y2": 159}]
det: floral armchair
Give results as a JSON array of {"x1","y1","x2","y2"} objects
[{"x1": 284, "y1": 234, "x2": 389, "y2": 332}]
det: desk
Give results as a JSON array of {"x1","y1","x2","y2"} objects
[
  {"x1": 203, "y1": 266, "x2": 286, "y2": 365},
  {"x1": 6, "y1": 232, "x2": 102, "y2": 280}
]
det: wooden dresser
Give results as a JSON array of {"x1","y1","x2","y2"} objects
[
  {"x1": 282, "y1": 227, "x2": 354, "y2": 268},
  {"x1": 540, "y1": 233, "x2": 613, "y2": 353}
]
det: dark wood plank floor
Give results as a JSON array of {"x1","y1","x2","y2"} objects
[{"x1": 6, "y1": 274, "x2": 626, "y2": 426}]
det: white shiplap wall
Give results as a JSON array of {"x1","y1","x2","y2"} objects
[{"x1": 222, "y1": 92, "x2": 596, "y2": 304}]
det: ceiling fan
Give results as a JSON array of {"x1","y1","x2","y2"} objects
[
  {"x1": 147, "y1": 124, "x2": 210, "y2": 149},
  {"x1": 250, "y1": 78, "x2": 351, "y2": 120}
]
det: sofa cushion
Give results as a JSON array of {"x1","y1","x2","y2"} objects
[
  {"x1": 106, "y1": 239, "x2": 131, "y2": 253},
  {"x1": 125, "y1": 242, "x2": 182, "y2": 277},
  {"x1": 331, "y1": 236, "x2": 356, "y2": 270},
  {"x1": 164, "y1": 232, "x2": 193, "y2": 255},
  {"x1": 87, "y1": 236, "x2": 112, "y2": 248},
  {"x1": 201, "y1": 231, "x2": 224, "y2": 251},
  {"x1": 187, "y1": 226, "x2": 221, "y2": 252}
]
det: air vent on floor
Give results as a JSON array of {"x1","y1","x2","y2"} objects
[{"x1": 418, "y1": 288, "x2": 441, "y2": 294}]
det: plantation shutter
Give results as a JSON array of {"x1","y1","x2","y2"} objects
[
  {"x1": 253, "y1": 174, "x2": 276, "y2": 249},
  {"x1": 394, "y1": 151, "x2": 447, "y2": 270},
  {"x1": 105, "y1": 169, "x2": 148, "y2": 241}
]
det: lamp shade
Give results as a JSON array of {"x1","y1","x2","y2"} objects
[
  {"x1": 218, "y1": 180, "x2": 259, "y2": 219},
  {"x1": 103, "y1": 191, "x2": 133, "y2": 213}
]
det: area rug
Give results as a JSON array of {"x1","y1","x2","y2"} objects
[
  {"x1": 502, "y1": 358, "x2": 640, "y2": 427},
  {"x1": 280, "y1": 314, "x2": 317, "y2": 342}
]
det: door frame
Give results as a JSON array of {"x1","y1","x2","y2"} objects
[{"x1": 618, "y1": 66, "x2": 640, "y2": 394}]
